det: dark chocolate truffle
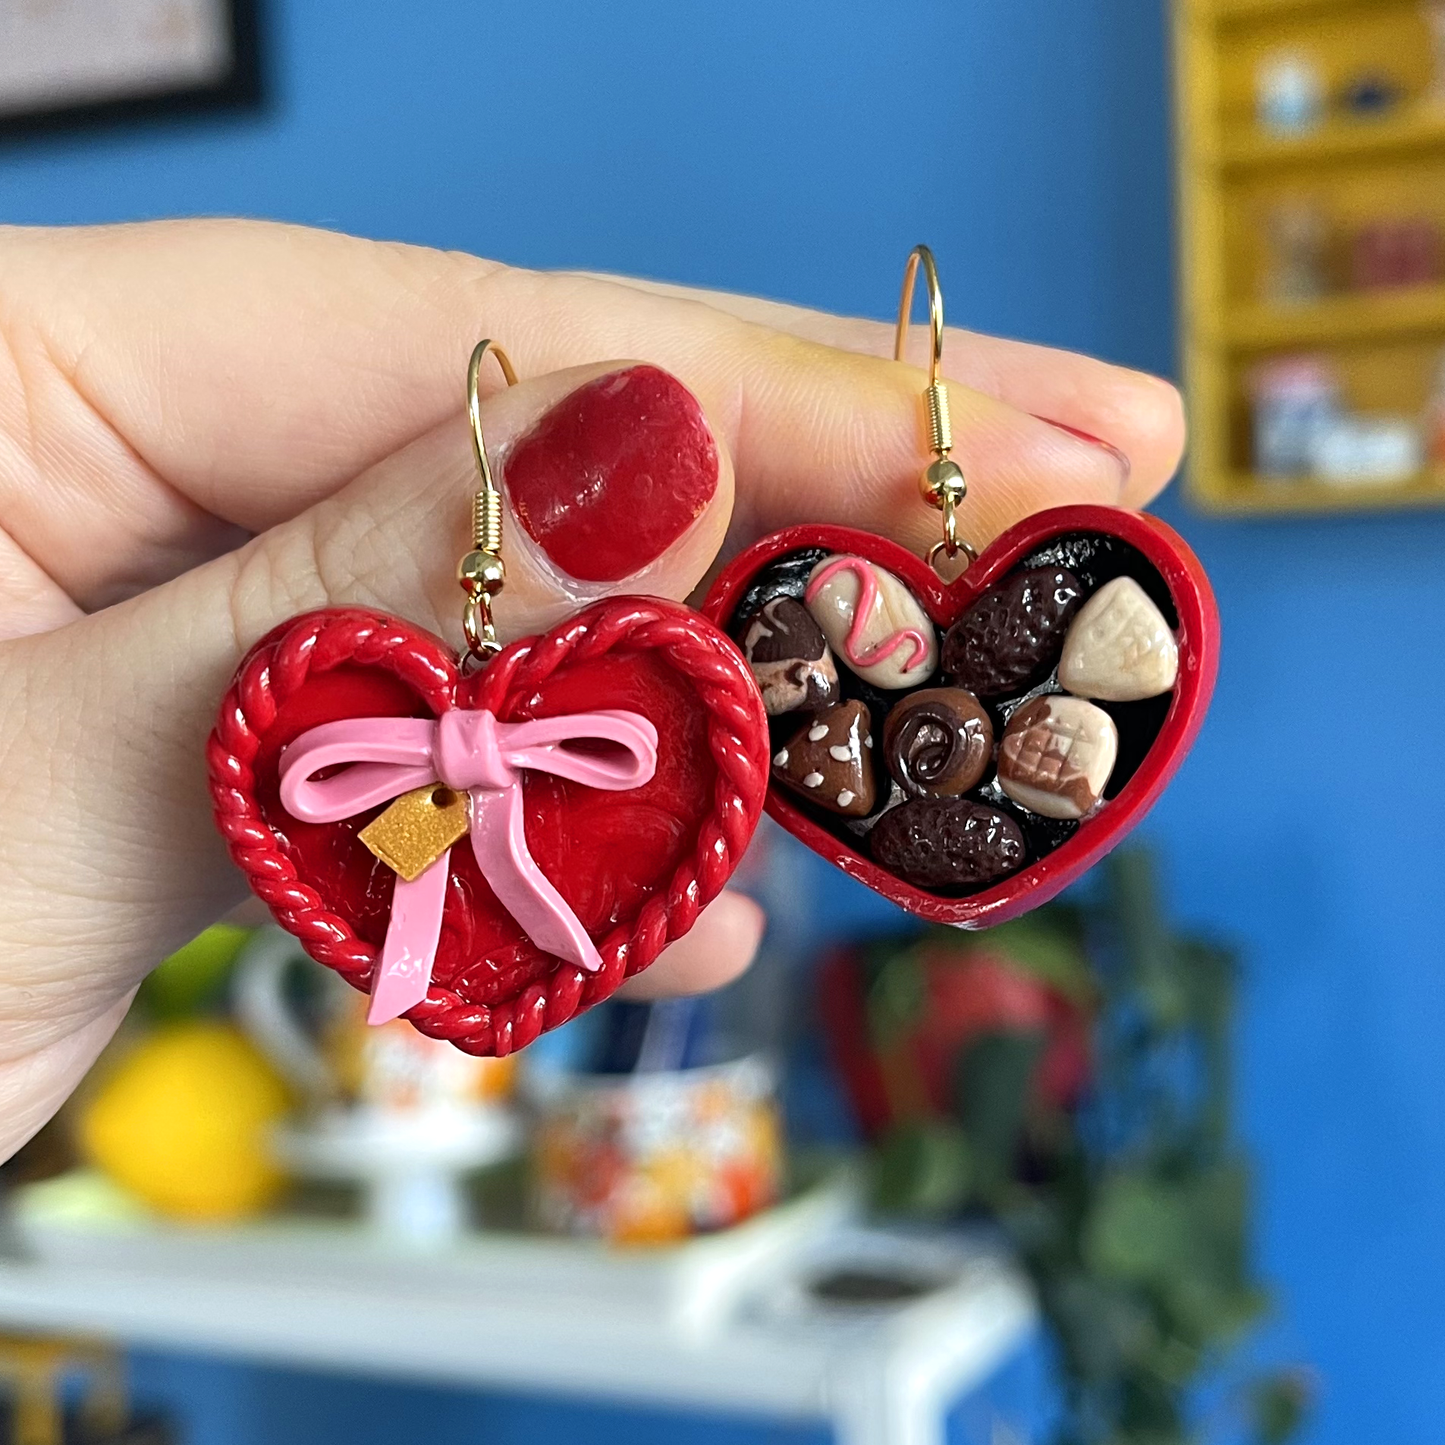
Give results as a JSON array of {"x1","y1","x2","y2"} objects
[
  {"x1": 772, "y1": 699, "x2": 876, "y2": 817},
  {"x1": 882, "y1": 687, "x2": 993, "y2": 799},
  {"x1": 942, "y1": 567, "x2": 1084, "y2": 698},
  {"x1": 742, "y1": 597, "x2": 840, "y2": 716},
  {"x1": 870, "y1": 798, "x2": 1026, "y2": 889}
]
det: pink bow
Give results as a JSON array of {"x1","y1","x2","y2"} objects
[{"x1": 278, "y1": 709, "x2": 659, "y2": 1025}]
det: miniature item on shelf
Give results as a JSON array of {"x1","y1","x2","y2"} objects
[
  {"x1": 1429, "y1": 2, "x2": 1445, "y2": 103},
  {"x1": 1256, "y1": 50, "x2": 1325, "y2": 135},
  {"x1": 210, "y1": 343, "x2": 770, "y2": 1058},
  {"x1": 1351, "y1": 217, "x2": 1443, "y2": 291},
  {"x1": 1423, "y1": 347, "x2": 1445, "y2": 465},
  {"x1": 1248, "y1": 355, "x2": 1342, "y2": 477},
  {"x1": 1261, "y1": 201, "x2": 1329, "y2": 305},
  {"x1": 1310, "y1": 414, "x2": 1424, "y2": 485},
  {"x1": 703, "y1": 247, "x2": 1219, "y2": 927},
  {"x1": 1341, "y1": 73, "x2": 1403, "y2": 117}
]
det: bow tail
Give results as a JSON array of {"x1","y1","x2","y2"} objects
[
  {"x1": 367, "y1": 853, "x2": 452, "y2": 1026},
  {"x1": 468, "y1": 784, "x2": 604, "y2": 974}
]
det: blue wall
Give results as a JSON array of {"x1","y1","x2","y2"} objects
[{"x1": 4, "y1": 1, "x2": 1442, "y2": 1440}]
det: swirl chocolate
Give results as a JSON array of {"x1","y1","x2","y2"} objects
[{"x1": 882, "y1": 687, "x2": 993, "y2": 799}]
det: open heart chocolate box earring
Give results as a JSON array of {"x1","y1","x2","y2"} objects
[{"x1": 702, "y1": 247, "x2": 1219, "y2": 926}]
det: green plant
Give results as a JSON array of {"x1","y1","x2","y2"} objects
[{"x1": 861, "y1": 850, "x2": 1309, "y2": 1445}]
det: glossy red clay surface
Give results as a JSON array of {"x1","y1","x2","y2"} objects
[
  {"x1": 503, "y1": 365, "x2": 719, "y2": 582},
  {"x1": 702, "y1": 505, "x2": 1220, "y2": 928},
  {"x1": 209, "y1": 598, "x2": 769, "y2": 1055}
]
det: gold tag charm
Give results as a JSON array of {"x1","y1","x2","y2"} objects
[{"x1": 359, "y1": 784, "x2": 470, "y2": 881}]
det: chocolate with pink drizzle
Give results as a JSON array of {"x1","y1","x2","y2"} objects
[{"x1": 804, "y1": 554, "x2": 938, "y2": 690}]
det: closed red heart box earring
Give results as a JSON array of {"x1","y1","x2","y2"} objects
[{"x1": 209, "y1": 343, "x2": 770, "y2": 1056}]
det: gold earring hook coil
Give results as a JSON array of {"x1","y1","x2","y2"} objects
[
  {"x1": 460, "y1": 339, "x2": 519, "y2": 666},
  {"x1": 896, "y1": 245, "x2": 974, "y2": 574}
]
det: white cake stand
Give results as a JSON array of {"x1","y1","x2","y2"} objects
[{"x1": 273, "y1": 1105, "x2": 520, "y2": 1249}]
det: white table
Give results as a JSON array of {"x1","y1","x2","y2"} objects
[{"x1": 0, "y1": 1176, "x2": 1037, "y2": 1445}]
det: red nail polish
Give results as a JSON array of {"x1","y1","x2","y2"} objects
[
  {"x1": 505, "y1": 366, "x2": 719, "y2": 583},
  {"x1": 1034, "y1": 416, "x2": 1133, "y2": 485}
]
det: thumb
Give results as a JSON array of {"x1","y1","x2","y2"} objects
[
  {"x1": 0, "y1": 363, "x2": 735, "y2": 1015},
  {"x1": 233, "y1": 359, "x2": 735, "y2": 648}
]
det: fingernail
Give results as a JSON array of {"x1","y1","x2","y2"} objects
[
  {"x1": 1034, "y1": 417, "x2": 1132, "y2": 488},
  {"x1": 504, "y1": 365, "x2": 719, "y2": 583}
]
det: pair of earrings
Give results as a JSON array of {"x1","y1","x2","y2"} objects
[{"x1": 210, "y1": 249, "x2": 1218, "y2": 1055}]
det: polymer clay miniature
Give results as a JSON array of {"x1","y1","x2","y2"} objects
[
  {"x1": 209, "y1": 343, "x2": 770, "y2": 1055},
  {"x1": 702, "y1": 247, "x2": 1219, "y2": 926}
]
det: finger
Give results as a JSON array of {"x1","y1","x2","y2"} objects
[
  {"x1": 0, "y1": 221, "x2": 1137, "y2": 612},
  {"x1": 586, "y1": 271, "x2": 1185, "y2": 510},
  {"x1": 0, "y1": 995, "x2": 132, "y2": 1164},
  {"x1": 0, "y1": 529, "x2": 79, "y2": 641},
  {"x1": 0, "y1": 362, "x2": 736, "y2": 1016},
  {"x1": 614, "y1": 892, "x2": 765, "y2": 1001}
]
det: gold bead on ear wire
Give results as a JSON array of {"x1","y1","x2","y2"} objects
[
  {"x1": 895, "y1": 245, "x2": 977, "y2": 574},
  {"x1": 459, "y1": 339, "x2": 519, "y2": 664}
]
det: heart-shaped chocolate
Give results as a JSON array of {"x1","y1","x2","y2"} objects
[
  {"x1": 703, "y1": 504, "x2": 1219, "y2": 927},
  {"x1": 209, "y1": 599, "x2": 770, "y2": 1055}
]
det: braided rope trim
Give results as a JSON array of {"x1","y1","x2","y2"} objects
[{"x1": 208, "y1": 602, "x2": 769, "y2": 1057}]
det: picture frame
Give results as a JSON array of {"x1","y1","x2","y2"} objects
[{"x1": 0, "y1": 0, "x2": 262, "y2": 140}]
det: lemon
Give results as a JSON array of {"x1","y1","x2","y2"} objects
[{"x1": 80, "y1": 1021, "x2": 291, "y2": 1222}]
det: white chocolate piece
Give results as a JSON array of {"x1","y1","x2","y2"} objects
[
  {"x1": 805, "y1": 555, "x2": 938, "y2": 690},
  {"x1": 998, "y1": 695, "x2": 1119, "y2": 821},
  {"x1": 1059, "y1": 577, "x2": 1178, "y2": 703}
]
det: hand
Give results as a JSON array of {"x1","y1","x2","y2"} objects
[{"x1": 0, "y1": 220, "x2": 1183, "y2": 1158}]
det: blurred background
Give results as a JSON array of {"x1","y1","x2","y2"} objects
[{"x1": 1, "y1": 1, "x2": 1443, "y2": 1443}]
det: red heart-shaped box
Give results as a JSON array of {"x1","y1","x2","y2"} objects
[
  {"x1": 209, "y1": 599, "x2": 770, "y2": 1055},
  {"x1": 702, "y1": 504, "x2": 1219, "y2": 927}
]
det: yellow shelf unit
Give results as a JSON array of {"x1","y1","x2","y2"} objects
[
  {"x1": 1220, "y1": 104, "x2": 1445, "y2": 171},
  {"x1": 1176, "y1": 0, "x2": 1445, "y2": 513},
  {"x1": 1215, "y1": 0, "x2": 1397, "y2": 21}
]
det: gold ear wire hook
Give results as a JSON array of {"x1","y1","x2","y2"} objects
[
  {"x1": 896, "y1": 245, "x2": 976, "y2": 574},
  {"x1": 459, "y1": 339, "x2": 519, "y2": 665}
]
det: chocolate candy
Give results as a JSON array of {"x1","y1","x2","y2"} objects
[
  {"x1": 741, "y1": 597, "x2": 841, "y2": 716},
  {"x1": 805, "y1": 555, "x2": 938, "y2": 690},
  {"x1": 997, "y1": 695, "x2": 1118, "y2": 820},
  {"x1": 883, "y1": 687, "x2": 994, "y2": 799},
  {"x1": 772, "y1": 700, "x2": 876, "y2": 817},
  {"x1": 942, "y1": 567, "x2": 1083, "y2": 698},
  {"x1": 869, "y1": 798, "x2": 1026, "y2": 889},
  {"x1": 1058, "y1": 576, "x2": 1178, "y2": 702}
]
